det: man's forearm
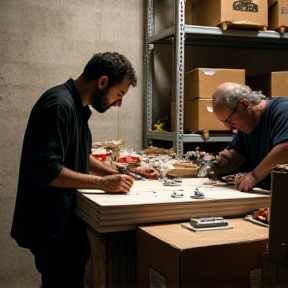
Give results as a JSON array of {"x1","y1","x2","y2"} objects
[
  {"x1": 49, "y1": 165, "x2": 135, "y2": 193},
  {"x1": 252, "y1": 141, "x2": 288, "y2": 182},
  {"x1": 209, "y1": 148, "x2": 246, "y2": 179},
  {"x1": 49, "y1": 166, "x2": 103, "y2": 189}
]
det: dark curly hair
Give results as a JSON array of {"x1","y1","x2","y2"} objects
[{"x1": 81, "y1": 52, "x2": 137, "y2": 88}]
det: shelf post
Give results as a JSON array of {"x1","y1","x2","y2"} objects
[
  {"x1": 174, "y1": 0, "x2": 186, "y2": 155},
  {"x1": 144, "y1": 0, "x2": 155, "y2": 148}
]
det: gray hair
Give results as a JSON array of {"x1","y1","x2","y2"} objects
[{"x1": 212, "y1": 84, "x2": 266, "y2": 109}]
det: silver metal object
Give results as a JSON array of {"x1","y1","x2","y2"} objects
[
  {"x1": 190, "y1": 217, "x2": 228, "y2": 228},
  {"x1": 171, "y1": 191, "x2": 184, "y2": 198},
  {"x1": 191, "y1": 187, "x2": 205, "y2": 199},
  {"x1": 163, "y1": 179, "x2": 182, "y2": 186}
]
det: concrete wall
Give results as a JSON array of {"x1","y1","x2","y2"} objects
[{"x1": 0, "y1": 1, "x2": 144, "y2": 287}]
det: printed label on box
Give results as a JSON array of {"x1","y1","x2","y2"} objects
[
  {"x1": 233, "y1": 1, "x2": 259, "y2": 12},
  {"x1": 203, "y1": 69, "x2": 215, "y2": 76},
  {"x1": 280, "y1": 4, "x2": 288, "y2": 15},
  {"x1": 149, "y1": 266, "x2": 167, "y2": 288}
]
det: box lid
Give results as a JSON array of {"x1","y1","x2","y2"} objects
[{"x1": 138, "y1": 218, "x2": 268, "y2": 250}]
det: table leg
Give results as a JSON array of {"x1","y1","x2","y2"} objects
[{"x1": 84, "y1": 228, "x2": 137, "y2": 288}]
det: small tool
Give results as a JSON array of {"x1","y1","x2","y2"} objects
[
  {"x1": 190, "y1": 187, "x2": 205, "y2": 199},
  {"x1": 190, "y1": 217, "x2": 228, "y2": 228},
  {"x1": 171, "y1": 191, "x2": 184, "y2": 198},
  {"x1": 163, "y1": 179, "x2": 182, "y2": 186}
]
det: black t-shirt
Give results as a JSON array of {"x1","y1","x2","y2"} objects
[{"x1": 11, "y1": 79, "x2": 92, "y2": 251}]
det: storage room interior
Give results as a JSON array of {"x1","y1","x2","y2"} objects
[{"x1": 1, "y1": 0, "x2": 288, "y2": 287}]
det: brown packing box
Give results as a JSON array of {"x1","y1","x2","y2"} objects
[
  {"x1": 268, "y1": 170, "x2": 288, "y2": 260},
  {"x1": 261, "y1": 169, "x2": 288, "y2": 286},
  {"x1": 136, "y1": 219, "x2": 268, "y2": 288},
  {"x1": 171, "y1": 99, "x2": 228, "y2": 133},
  {"x1": 268, "y1": 0, "x2": 288, "y2": 30},
  {"x1": 246, "y1": 71, "x2": 288, "y2": 98},
  {"x1": 184, "y1": 68, "x2": 245, "y2": 101},
  {"x1": 192, "y1": 0, "x2": 268, "y2": 28}
]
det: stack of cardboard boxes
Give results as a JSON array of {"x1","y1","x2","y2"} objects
[
  {"x1": 190, "y1": 0, "x2": 288, "y2": 32},
  {"x1": 171, "y1": 68, "x2": 245, "y2": 133},
  {"x1": 192, "y1": 0, "x2": 268, "y2": 30},
  {"x1": 171, "y1": 68, "x2": 288, "y2": 134},
  {"x1": 155, "y1": 0, "x2": 288, "y2": 32}
]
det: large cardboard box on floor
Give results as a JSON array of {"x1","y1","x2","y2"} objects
[
  {"x1": 268, "y1": 168, "x2": 288, "y2": 260},
  {"x1": 136, "y1": 219, "x2": 268, "y2": 288},
  {"x1": 268, "y1": 0, "x2": 288, "y2": 31},
  {"x1": 246, "y1": 71, "x2": 288, "y2": 98},
  {"x1": 261, "y1": 167, "x2": 288, "y2": 287},
  {"x1": 184, "y1": 68, "x2": 245, "y2": 101},
  {"x1": 192, "y1": 0, "x2": 268, "y2": 29},
  {"x1": 171, "y1": 99, "x2": 228, "y2": 133}
]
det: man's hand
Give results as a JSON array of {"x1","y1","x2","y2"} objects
[
  {"x1": 207, "y1": 160, "x2": 219, "y2": 180},
  {"x1": 208, "y1": 149, "x2": 246, "y2": 180},
  {"x1": 129, "y1": 166, "x2": 159, "y2": 179},
  {"x1": 235, "y1": 172, "x2": 258, "y2": 192},
  {"x1": 100, "y1": 174, "x2": 134, "y2": 193}
]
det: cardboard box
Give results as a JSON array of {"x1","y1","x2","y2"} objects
[
  {"x1": 171, "y1": 99, "x2": 228, "y2": 133},
  {"x1": 184, "y1": 68, "x2": 245, "y2": 101},
  {"x1": 246, "y1": 71, "x2": 288, "y2": 98},
  {"x1": 268, "y1": 0, "x2": 288, "y2": 30},
  {"x1": 268, "y1": 170, "x2": 288, "y2": 260},
  {"x1": 136, "y1": 219, "x2": 268, "y2": 288},
  {"x1": 192, "y1": 0, "x2": 268, "y2": 29}
]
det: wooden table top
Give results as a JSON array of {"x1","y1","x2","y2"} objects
[{"x1": 75, "y1": 178, "x2": 270, "y2": 233}]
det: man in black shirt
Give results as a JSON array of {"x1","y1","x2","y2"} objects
[{"x1": 11, "y1": 52, "x2": 137, "y2": 288}]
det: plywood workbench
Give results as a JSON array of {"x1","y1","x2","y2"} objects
[{"x1": 76, "y1": 178, "x2": 270, "y2": 288}]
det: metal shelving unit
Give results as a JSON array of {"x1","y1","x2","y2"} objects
[{"x1": 144, "y1": 0, "x2": 288, "y2": 155}]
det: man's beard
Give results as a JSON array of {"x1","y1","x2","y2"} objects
[{"x1": 90, "y1": 88, "x2": 111, "y2": 113}]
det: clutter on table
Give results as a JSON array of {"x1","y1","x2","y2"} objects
[{"x1": 91, "y1": 140, "x2": 218, "y2": 181}]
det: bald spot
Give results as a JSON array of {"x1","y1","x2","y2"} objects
[{"x1": 212, "y1": 82, "x2": 242, "y2": 108}]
